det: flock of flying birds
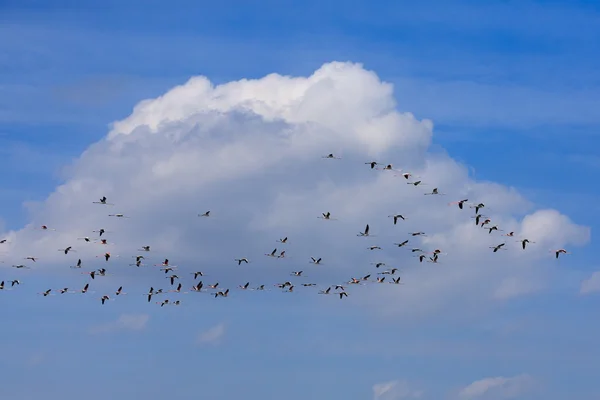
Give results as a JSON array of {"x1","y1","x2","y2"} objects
[{"x1": 0, "y1": 154, "x2": 571, "y2": 306}]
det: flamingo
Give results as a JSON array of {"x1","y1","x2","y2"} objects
[
  {"x1": 449, "y1": 199, "x2": 469, "y2": 209},
  {"x1": 93, "y1": 196, "x2": 114, "y2": 206},
  {"x1": 357, "y1": 224, "x2": 370, "y2": 237},
  {"x1": 552, "y1": 249, "x2": 570, "y2": 259},
  {"x1": 388, "y1": 214, "x2": 406, "y2": 225},
  {"x1": 519, "y1": 239, "x2": 535, "y2": 250},
  {"x1": 424, "y1": 188, "x2": 445, "y2": 195},
  {"x1": 490, "y1": 243, "x2": 506, "y2": 253},
  {"x1": 318, "y1": 212, "x2": 336, "y2": 220},
  {"x1": 108, "y1": 213, "x2": 129, "y2": 218}
]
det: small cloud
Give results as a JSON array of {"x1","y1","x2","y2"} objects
[
  {"x1": 373, "y1": 380, "x2": 423, "y2": 400},
  {"x1": 580, "y1": 271, "x2": 600, "y2": 295},
  {"x1": 458, "y1": 374, "x2": 534, "y2": 399},
  {"x1": 89, "y1": 313, "x2": 149, "y2": 334},
  {"x1": 196, "y1": 323, "x2": 225, "y2": 346}
]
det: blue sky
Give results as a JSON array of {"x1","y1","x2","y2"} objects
[{"x1": 1, "y1": 1, "x2": 599, "y2": 399}]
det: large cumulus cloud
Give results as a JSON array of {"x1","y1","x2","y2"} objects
[{"x1": 0, "y1": 62, "x2": 590, "y2": 317}]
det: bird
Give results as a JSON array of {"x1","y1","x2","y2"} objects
[
  {"x1": 473, "y1": 214, "x2": 486, "y2": 226},
  {"x1": 277, "y1": 237, "x2": 288, "y2": 244},
  {"x1": 490, "y1": 243, "x2": 506, "y2": 253},
  {"x1": 235, "y1": 258, "x2": 249, "y2": 265},
  {"x1": 58, "y1": 246, "x2": 74, "y2": 255},
  {"x1": 198, "y1": 211, "x2": 210, "y2": 217},
  {"x1": 167, "y1": 275, "x2": 179, "y2": 285},
  {"x1": 449, "y1": 199, "x2": 469, "y2": 209},
  {"x1": 108, "y1": 214, "x2": 129, "y2": 218},
  {"x1": 93, "y1": 196, "x2": 114, "y2": 206},
  {"x1": 322, "y1": 153, "x2": 341, "y2": 159},
  {"x1": 171, "y1": 283, "x2": 184, "y2": 293},
  {"x1": 265, "y1": 248, "x2": 278, "y2": 257},
  {"x1": 318, "y1": 212, "x2": 336, "y2": 220},
  {"x1": 552, "y1": 249, "x2": 570, "y2": 259},
  {"x1": 310, "y1": 257, "x2": 322, "y2": 265},
  {"x1": 424, "y1": 188, "x2": 445, "y2": 195},
  {"x1": 100, "y1": 295, "x2": 110, "y2": 305},
  {"x1": 487, "y1": 225, "x2": 502, "y2": 234},
  {"x1": 471, "y1": 203, "x2": 486, "y2": 214},
  {"x1": 394, "y1": 240, "x2": 409, "y2": 247},
  {"x1": 519, "y1": 239, "x2": 535, "y2": 250},
  {"x1": 357, "y1": 224, "x2": 370, "y2": 237},
  {"x1": 388, "y1": 214, "x2": 406, "y2": 225},
  {"x1": 93, "y1": 228, "x2": 108, "y2": 237},
  {"x1": 371, "y1": 262, "x2": 386, "y2": 268},
  {"x1": 377, "y1": 164, "x2": 398, "y2": 172},
  {"x1": 365, "y1": 161, "x2": 378, "y2": 169}
]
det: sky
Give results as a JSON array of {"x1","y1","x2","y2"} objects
[{"x1": 1, "y1": 1, "x2": 599, "y2": 399}]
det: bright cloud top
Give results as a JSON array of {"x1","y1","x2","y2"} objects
[{"x1": 0, "y1": 62, "x2": 591, "y2": 317}]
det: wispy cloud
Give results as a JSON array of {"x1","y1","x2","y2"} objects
[
  {"x1": 373, "y1": 380, "x2": 423, "y2": 400},
  {"x1": 88, "y1": 313, "x2": 149, "y2": 335},
  {"x1": 196, "y1": 323, "x2": 226, "y2": 346},
  {"x1": 458, "y1": 374, "x2": 535, "y2": 399},
  {"x1": 580, "y1": 271, "x2": 600, "y2": 295}
]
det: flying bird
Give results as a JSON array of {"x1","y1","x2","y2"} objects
[
  {"x1": 449, "y1": 199, "x2": 469, "y2": 209},
  {"x1": 388, "y1": 214, "x2": 406, "y2": 225},
  {"x1": 357, "y1": 224, "x2": 370, "y2": 237}
]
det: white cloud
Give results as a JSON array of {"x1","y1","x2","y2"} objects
[
  {"x1": 196, "y1": 323, "x2": 225, "y2": 346},
  {"x1": 373, "y1": 380, "x2": 423, "y2": 400},
  {"x1": 580, "y1": 271, "x2": 600, "y2": 295},
  {"x1": 0, "y1": 61, "x2": 591, "y2": 319},
  {"x1": 89, "y1": 313, "x2": 149, "y2": 334},
  {"x1": 458, "y1": 374, "x2": 534, "y2": 400}
]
